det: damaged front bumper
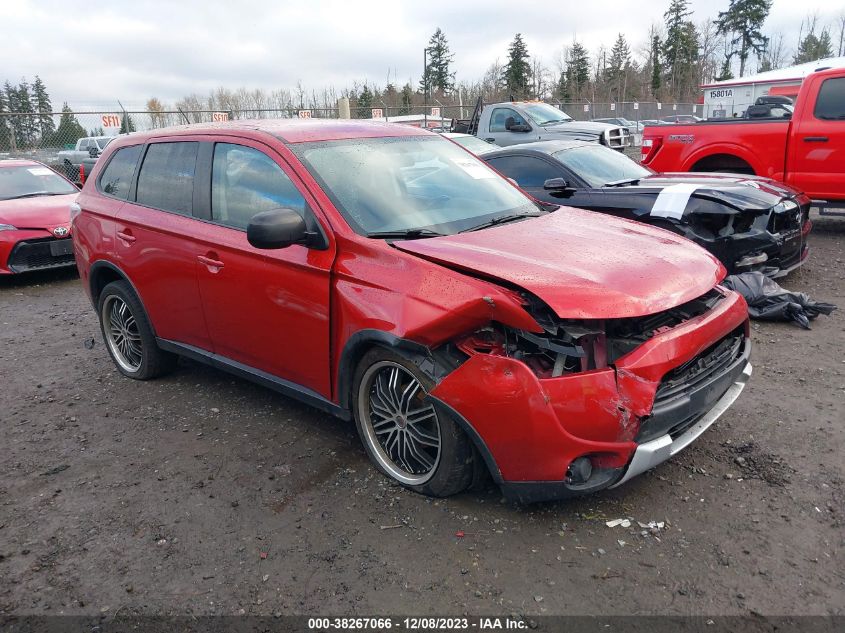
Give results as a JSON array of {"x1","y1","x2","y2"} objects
[
  {"x1": 429, "y1": 289, "x2": 751, "y2": 503},
  {"x1": 685, "y1": 201, "x2": 811, "y2": 278}
]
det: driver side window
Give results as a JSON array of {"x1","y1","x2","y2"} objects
[
  {"x1": 489, "y1": 108, "x2": 528, "y2": 133},
  {"x1": 211, "y1": 143, "x2": 307, "y2": 230}
]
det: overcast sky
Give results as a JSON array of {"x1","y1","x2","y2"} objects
[{"x1": 1, "y1": 0, "x2": 842, "y2": 110}]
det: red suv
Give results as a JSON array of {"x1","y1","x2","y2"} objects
[{"x1": 72, "y1": 120, "x2": 752, "y2": 502}]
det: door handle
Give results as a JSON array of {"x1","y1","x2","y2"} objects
[
  {"x1": 197, "y1": 254, "x2": 224, "y2": 271},
  {"x1": 803, "y1": 136, "x2": 828, "y2": 142},
  {"x1": 116, "y1": 230, "x2": 136, "y2": 244},
  {"x1": 485, "y1": 138, "x2": 495, "y2": 142}
]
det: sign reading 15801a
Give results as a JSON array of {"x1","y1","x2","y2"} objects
[{"x1": 709, "y1": 88, "x2": 734, "y2": 99}]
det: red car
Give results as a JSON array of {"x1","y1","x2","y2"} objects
[
  {"x1": 0, "y1": 159, "x2": 78, "y2": 274},
  {"x1": 72, "y1": 120, "x2": 752, "y2": 502}
]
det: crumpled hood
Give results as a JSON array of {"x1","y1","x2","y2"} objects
[
  {"x1": 393, "y1": 207, "x2": 725, "y2": 319},
  {"x1": 0, "y1": 194, "x2": 77, "y2": 231},
  {"x1": 637, "y1": 173, "x2": 801, "y2": 212}
]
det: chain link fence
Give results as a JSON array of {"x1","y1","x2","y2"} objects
[{"x1": 1, "y1": 100, "x2": 698, "y2": 179}]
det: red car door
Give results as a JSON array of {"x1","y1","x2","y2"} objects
[
  {"x1": 788, "y1": 73, "x2": 845, "y2": 201},
  {"x1": 115, "y1": 138, "x2": 212, "y2": 351},
  {"x1": 193, "y1": 138, "x2": 335, "y2": 397}
]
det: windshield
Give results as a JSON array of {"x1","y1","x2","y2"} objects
[
  {"x1": 96, "y1": 137, "x2": 113, "y2": 150},
  {"x1": 292, "y1": 136, "x2": 538, "y2": 235},
  {"x1": 0, "y1": 165, "x2": 77, "y2": 200},
  {"x1": 448, "y1": 135, "x2": 496, "y2": 155},
  {"x1": 522, "y1": 103, "x2": 572, "y2": 126},
  {"x1": 552, "y1": 145, "x2": 652, "y2": 188}
]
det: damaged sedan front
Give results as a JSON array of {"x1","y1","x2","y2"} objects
[{"x1": 481, "y1": 140, "x2": 812, "y2": 277}]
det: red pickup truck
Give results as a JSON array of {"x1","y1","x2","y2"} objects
[{"x1": 641, "y1": 67, "x2": 845, "y2": 207}]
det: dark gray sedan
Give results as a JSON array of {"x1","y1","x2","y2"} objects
[{"x1": 482, "y1": 140, "x2": 812, "y2": 277}]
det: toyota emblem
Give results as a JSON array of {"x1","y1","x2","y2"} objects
[{"x1": 53, "y1": 226, "x2": 69, "y2": 237}]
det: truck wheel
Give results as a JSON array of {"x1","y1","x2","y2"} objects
[{"x1": 352, "y1": 347, "x2": 475, "y2": 497}]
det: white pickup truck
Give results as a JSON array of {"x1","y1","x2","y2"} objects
[
  {"x1": 453, "y1": 100, "x2": 632, "y2": 151},
  {"x1": 57, "y1": 136, "x2": 114, "y2": 168}
]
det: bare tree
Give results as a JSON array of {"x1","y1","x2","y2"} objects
[{"x1": 838, "y1": 11, "x2": 845, "y2": 56}]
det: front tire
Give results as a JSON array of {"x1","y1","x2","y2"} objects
[
  {"x1": 97, "y1": 280, "x2": 176, "y2": 380},
  {"x1": 352, "y1": 347, "x2": 475, "y2": 497}
]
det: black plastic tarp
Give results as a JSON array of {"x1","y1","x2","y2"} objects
[{"x1": 723, "y1": 272, "x2": 836, "y2": 329}]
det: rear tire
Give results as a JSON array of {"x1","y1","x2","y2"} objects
[
  {"x1": 352, "y1": 347, "x2": 475, "y2": 497},
  {"x1": 97, "y1": 280, "x2": 177, "y2": 380}
]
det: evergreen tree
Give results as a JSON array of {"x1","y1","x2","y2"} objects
[
  {"x1": 717, "y1": 56, "x2": 735, "y2": 80},
  {"x1": 31, "y1": 75, "x2": 55, "y2": 139},
  {"x1": 650, "y1": 35, "x2": 662, "y2": 96},
  {"x1": 10, "y1": 80, "x2": 38, "y2": 148},
  {"x1": 51, "y1": 103, "x2": 86, "y2": 147},
  {"x1": 554, "y1": 70, "x2": 570, "y2": 102},
  {"x1": 0, "y1": 87, "x2": 10, "y2": 151},
  {"x1": 399, "y1": 83, "x2": 413, "y2": 115},
  {"x1": 794, "y1": 29, "x2": 834, "y2": 63},
  {"x1": 715, "y1": 0, "x2": 773, "y2": 77},
  {"x1": 565, "y1": 41, "x2": 591, "y2": 101},
  {"x1": 606, "y1": 34, "x2": 631, "y2": 98},
  {"x1": 89, "y1": 126, "x2": 105, "y2": 136},
  {"x1": 356, "y1": 85, "x2": 374, "y2": 119},
  {"x1": 420, "y1": 28, "x2": 455, "y2": 95},
  {"x1": 119, "y1": 113, "x2": 136, "y2": 133},
  {"x1": 663, "y1": 0, "x2": 699, "y2": 97},
  {"x1": 502, "y1": 34, "x2": 532, "y2": 98}
]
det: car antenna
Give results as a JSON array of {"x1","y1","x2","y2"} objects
[{"x1": 177, "y1": 108, "x2": 191, "y2": 125}]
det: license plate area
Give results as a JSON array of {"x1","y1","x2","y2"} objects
[{"x1": 49, "y1": 239, "x2": 74, "y2": 257}]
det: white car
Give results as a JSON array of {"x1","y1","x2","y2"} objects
[{"x1": 440, "y1": 132, "x2": 498, "y2": 155}]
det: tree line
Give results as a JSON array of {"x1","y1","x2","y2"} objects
[{"x1": 0, "y1": 76, "x2": 138, "y2": 151}]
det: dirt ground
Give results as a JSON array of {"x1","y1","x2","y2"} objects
[{"x1": 0, "y1": 212, "x2": 843, "y2": 619}]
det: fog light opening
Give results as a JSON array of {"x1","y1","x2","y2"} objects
[{"x1": 565, "y1": 457, "x2": 593, "y2": 485}]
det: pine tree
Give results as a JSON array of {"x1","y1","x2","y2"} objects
[
  {"x1": 31, "y1": 76, "x2": 55, "y2": 139},
  {"x1": 715, "y1": 0, "x2": 773, "y2": 77},
  {"x1": 51, "y1": 103, "x2": 86, "y2": 147},
  {"x1": 794, "y1": 29, "x2": 834, "y2": 63},
  {"x1": 12, "y1": 80, "x2": 38, "y2": 148},
  {"x1": 650, "y1": 35, "x2": 662, "y2": 96},
  {"x1": 356, "y1": 85, "x2": 373, "y2": 119},
  {"x1": 565, "y1": 41, "x2": 591, "y2": 101},
  {"x1": 0, "y1": 87, "x2": 10, "y2": 152},
  {"x1": 502, "y1": 34, "x2": 532, "y2": 99},
  {"x1": 399, "y1": 83, "x2": 413, "y2": 115},
  {"x1": 663, "y1": 0, "x2": 699, "y2": 97},
  {"x1": 421, "y1": 28, "x2": 455, "y2": 95},
  {"x1": 119, "y1": 113, "x2": 136, "y2": 134},
  {"x1": 606, "y1": 34, "x2": 631, "y2": 98}
]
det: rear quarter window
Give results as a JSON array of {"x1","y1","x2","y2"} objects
[
  {"x1": 814, "y1": 77, "x2": 845, "y2": 120},
  {"x1": 135, "y1": 142, "x2": 199, "y2": 215},
  {"x1": 97, "y1": 144, "x2": 143, "y2": 200}
]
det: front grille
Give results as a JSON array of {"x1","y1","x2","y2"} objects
[
  {"x1": 654, "y1": 327, "x2": 745, "y2": 406},
  {"x1": 605, "y1": 288, "x2": 724, "y2": 362},
  {"x1": 8, "y1": 238, "x2": 76, "y2": 272},
  {"x1": 635, "y1": 327, "x2": 747, "y2": 443},
  {"x1": 604, "y1": 127, "x2": 632, "y2": 149}
]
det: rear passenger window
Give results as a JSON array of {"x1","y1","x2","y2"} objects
[
  {"x1": 486, "y1": 155, "x2": 559, "y2": 188},
  {"x1": 211, "y1": 143, "x2": 306, "y2": 230},
  {"x1": 136, "y1": 142, "x2": 198, "y2": 215},
  {"x1": 98, "y1": 144, "x2": 142, "y2": 200},
  {"x1": 814, "y1": 78, "x2": 845, "y2": 120}
]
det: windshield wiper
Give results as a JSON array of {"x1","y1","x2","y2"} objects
[
  {"x1": 604, "y1": 178, "x2": 641, "y2": 187},
  {"x1": 4, "y1": 192, "x2": 65, "y2": 200},
  {"x1": 460, "y1": 212, "x2": 541, "y2": 233},
  {"x1": 366, "y1": 228, "x2": 446, "y2": 240},
  {"x1": 540, "y1": 119, "x2": 569, "y2": 125}
]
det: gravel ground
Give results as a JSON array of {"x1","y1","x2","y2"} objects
[{"x1": 0, "y1": 212, "x2": 843, "y2": 618}]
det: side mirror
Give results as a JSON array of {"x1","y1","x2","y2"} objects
[
  {"x1": 88, "y1": 147, "x2": 99, "y2": 158},
  {"x1": 544, "y1": 178, "x2": 576, "y2": 196},
  {"x1": 544, "y1": 178, "x2": 570, "y2": 190},
  {"x1": 247, "y1": 208, "x2": 308, "y2": 249}
]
